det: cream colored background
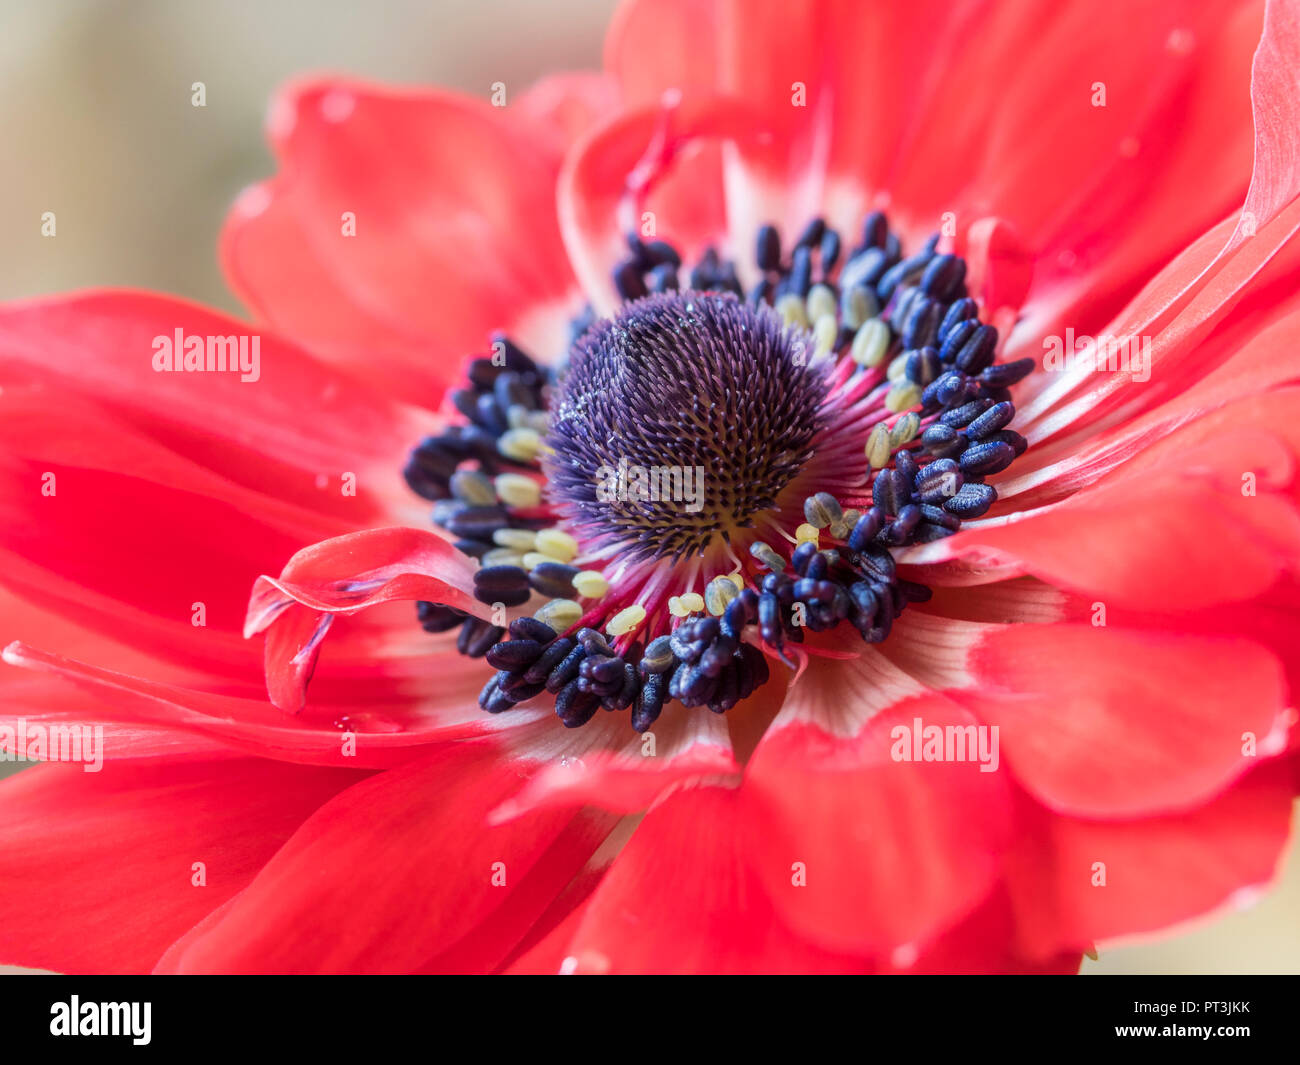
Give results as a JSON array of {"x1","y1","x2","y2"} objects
[{"x1": 0, "y1": 0, "x2": 1295, "y2": 975}]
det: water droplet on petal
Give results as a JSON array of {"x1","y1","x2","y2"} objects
[
  {"x1": 320, "y1": 89, "x2": 356, "y2": 123},
  {"x1": 1166, "y1": 28, "x2": 1195, "y2": 56},
  {"x1": 234, "y1": 183, "x2": 271, "y2": 219},
  {"x1": 891, "y1": 943, "x2": 919, "y2": 969},
  {"x1": 559, "y1": 950, "x2": 610, "y2": 975}
]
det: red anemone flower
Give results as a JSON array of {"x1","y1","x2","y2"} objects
[{"x1": 2, "y1": 0, "x2": 1299, "y2": 975}]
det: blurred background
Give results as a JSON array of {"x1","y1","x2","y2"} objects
[{"x1": 0, "y1": 0, "x2": 1296, "y2": 975}]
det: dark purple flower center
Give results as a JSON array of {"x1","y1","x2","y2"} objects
[
  {"x1": 401, "y1": 212, "x2": 1036, "y2": 732},
  {"x1": 545, "y1": 291, "x2": 827, "y2": 560}
]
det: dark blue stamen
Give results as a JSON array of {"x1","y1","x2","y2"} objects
[
  {"x1": 920, "y1": 253, "x2": 967, "y2": 302},
  {"x1": 613, "y1": 260, "x2": 649, "y2": 301},
  {"x1": 981, "y1": 357, "x2": 1036, "y2": 387},
  {"x1": 795, "y1": 216, "x2": 826, "y2": 250},
  {"x1": 840, "y1": 245, "x2": 891, "y2": 291},
  {"x1": 938, "y1": 317, "x2": 977, "y2": 364},
  {"x1": 959, "y1": 439, "x2": 1018, "y2": 476},
  {"x1": 967, "y1": 400, "x2": 1016, "y2": 438},
  {"x1": 921, "y1": 422, "x2": 966, "y2": 458},
  {"x1": 944, "y1": 482, "x2": 998, "y2": 517},
  {"x1": 900, "y1": 297, "x2": 942, "y2": 349},
  {"x1": 756, "y1": 224, "x2": 781, "y2": 272},
  {"x1": 939, "y1": 297, "x2": 978, "y2": 338},
  {"x1": 940, "y1": 398, "x2": 994, "y2": 427},
  {"x1": 904, "y1": 346, "x2": 942, "y2": 387},
  {"x1": 954, "y1": 324, "x2": 999, "y2": 374},
  {"x1": 788, "y1": 245, "x2": 813, "y2": 297},
  {"x1": 416, "y1": 601, "x2": 466, "y2": 632},
  {"x1": 877, "y1": 248, "x2": 935, "y2": 303},
  {"x1": 819, "y1": 228, "x2": 842, "y2": 273},
  {"x1": 860, "y1": 210, "x2": 889, "y2": 250},
  {"x1": 458, "y1": 618, "x2": 505, "y2": 658},
  {"x1": 473, "y1": 564, "x2": 531, "y2": 606},
  {"x1": 648, "y1": 262, "x2": 680, "y2": 292}
]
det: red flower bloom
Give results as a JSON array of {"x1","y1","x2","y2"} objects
[{"x1": 2, "y1": 0, "x2": 1299, "y2": 974}]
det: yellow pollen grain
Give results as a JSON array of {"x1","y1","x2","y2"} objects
[
  {"x1": 606, "y1": 604, "x2": 646, "y2": 637},
  {"x1": 704, "y1": 575, "x2": 740, "y2": 616},
  {"x1": 535, "y1": 598, "x2": 582, "y2": 632},
  {"x1": 450, "y1": 470, "x2": 497, "y2": 506},
  {"x1": 669, "y1": 592, "x2": 704, "y2": 617},
  {"x1": 831, "y1": 507, "x2": 860, "y2": 541},
  {"x1": 890, "y1": 412, "x2": 921, "y2": 447},
  {"x1": 493, "y1": 528, "x2": 537, "y2": 551},
  {"x1": 795, "y1": 523, "x2": 820, "y2": 545},
  {"x1": 812, "y1": 315, "x2": 838, "y2": 359},
  {"x1": 497, "y1": 427, "x2": 543, "y2": 463},
  {"x1": 535, "y1": 528, "x2": 579, "y2": 562},
  {"x1": 843, "y1": 285, "x2": 877, "y2": 330},
  {"x1": 865, "y1": 422, "x2": 892, "y2": 470},
  {"x1": 572, "y1": 570, "x2": 610, "y2": 599},
  {"x1": 494, "y1": 473, "x2": 542, "y2": 508},
  {"x1": 851, "y1": 318, "x2": 889, "y2": 367},
  {"x1": 885, "y1": 382, "x2": 922, "y2": 413},
  {"x1": 775, "y1": 293, "x2": 809, "y2": 329},
  {"x1": 521, "y1": 550, "x2": 565, "y2": 570},
  {"x1": 806, "y1": 284, "x2": 837, "y2": 322}
]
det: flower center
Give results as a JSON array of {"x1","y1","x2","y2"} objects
[
  {"x1": 545, "y1": 291, "x2": 827, "y2": 561},
  {"x1": 402, "y1": 212, "x2": 1035, "y2": 732}
]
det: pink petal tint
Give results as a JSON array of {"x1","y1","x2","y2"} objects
[{"x1": 1, "y1": 0, "x2": 1298, "y2": 976}]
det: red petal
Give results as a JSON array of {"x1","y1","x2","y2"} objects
[
  {"x1": 995, "y1": 300, "x2": 1300, "y2": 511},
  {"x1": 0, "y1": 465, "x2": 325, "y2": 683},
  {"x1": 3, "y1": 640, "x2": 525, "y2": 769},
  {"x1": 1232, "y1": 0, "x2": 1300, "y2": 255},
  {"x1": 221, "y1": 78, "x2": 581, "y2": 401},
  {"x1": 155, "y1": 742, "x2": 603, "y2": 973},
  {"x1": 509, "y1": 72, "x2": 621, "y2": 153},
  {"x1": 565, "y1": 786, "x2": 869, "y2": 973},
  {"x1": 889, "y1": 0, "x2": 1258, "y2": 268},
  {"x1": 1023, "y1": 196, "x2": 1300, "y2": 443},
  {"x1": 499, "y1": 868, "x2": 605, "y2": 974},
  {"x1": 605, "y1": 0, "x2": 720, "y2": 108},
  {"x1": 0, "y1": 292, "x2": 425, "y2": 675},
  {"x1": 739, "y1": 658, "x2": 1013, "y2": 954},
  {"x1": 0, "y1": 292, "x2": 421, "y2": 517},
  {"x1": 606, "y1": 0, "x2": 1260, "y2": 333},
  {"x1": 959, "y1": 625, "x2": 1289, "y2": 817},
  {"x1": 418, "y1": 812, "x2": 617, "y2": 974},
  {"x1": 886, "y1": 886, "x2": 1082, "y2": 975},
  {"x1": 0, "y1": 758, "x2": 362, "y2": 973},
  {"x1": 1004, "y1": 763, "x2": 1295, "y2": 958}
]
